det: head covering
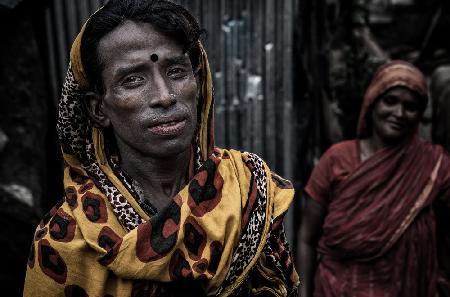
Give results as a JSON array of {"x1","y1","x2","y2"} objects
[
  {"x1": 25, "y1": 4, "x2": 298, "y2": 296},
  {"x1": 56, "y1": 18, "x2": 215, "y2": 231},
  {"x1": 357, "y1": 60, "x2": 428, "y2": 138}
]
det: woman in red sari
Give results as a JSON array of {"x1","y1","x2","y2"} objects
[{"x1": 298, "y1": 60, "x2": 450, "y2": 297}]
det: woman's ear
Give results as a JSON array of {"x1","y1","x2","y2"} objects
[{"x1": 84, "y1": 92, "x2": 110, "y2": 128}]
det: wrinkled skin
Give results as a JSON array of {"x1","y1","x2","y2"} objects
[
  {"x1": 90, "y1": 20, "x2": 198, "y2": 160},
  {"x1": 85, "y1": 20, "x2": 199, "y2": 210}
]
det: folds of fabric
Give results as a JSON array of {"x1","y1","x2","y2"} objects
[
  {"x1": 306, "y1": 139, "x2": 450, "y2": 297},
  {"x1": 305, "y1": 60, "x2": 450, "y2": 297},
  {"x1": 24, "y1": 5, "x2": 298, "y2": 297},
  {"x1": 319, "y1": 136, "x2": 442, "y2": 260},
  {"x1": 24, "y1": 148, "x2": 296, "y2": 296}
]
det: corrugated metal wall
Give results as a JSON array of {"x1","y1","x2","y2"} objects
[
  {"x1": 44, "y1": 0, "x2": 299, "y2": 243},
  {"x1": 44, "y1": 0, "x2": 109, "y2": 104},
  {"x1": 176, "y1": 0, "x2": 298, "y2": 177}
]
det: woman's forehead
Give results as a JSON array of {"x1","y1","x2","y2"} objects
[
  {"x1": 97, "y1": 20, "x2": 185, "y2": 62},
  {"x1": 382, "y1": 86, "x2": 420, "y2": 100},
  {"x1": 383, "y1": 86, "x2": 427, "y2": 111}
]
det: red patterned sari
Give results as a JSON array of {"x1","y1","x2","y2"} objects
[{"x1": 306, "y1": 61, "x2": 450, "y2": 297}]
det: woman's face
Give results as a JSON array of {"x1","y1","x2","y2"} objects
[
  {"x1": 94, "y1": 21, "x2": 198, "y2": 159},
  {"x1": 371, "y1": 87, "x2": 422, "y2": 143}
]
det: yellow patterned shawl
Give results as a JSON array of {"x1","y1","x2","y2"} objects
[{"x1": 24, "y1": 10, "x2": 298, "y2": 297}]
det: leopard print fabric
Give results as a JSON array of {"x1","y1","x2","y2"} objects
[
  {"x1": 263, "y1": 219, "x2": 297, "y2": 294},
  {"x1": 57, "y1": 64, "x2": 144, "y2": 231},
  {"x1": 56, "y1": 61, "x2": 296, "y2": 295},
  {"x1": 218, "y1": 152, "x2": 268, "y2": 293},
  {"x1": 57, "y1": 64, "x2": 208, "y2": 231}
]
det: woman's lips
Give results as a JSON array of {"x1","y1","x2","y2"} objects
[
  {"x1": 148, "y1": 119, "x2": 187, "y2": 136},
  {"x1": 387, "y1": 121, "x2": 405, "y2": 131}
]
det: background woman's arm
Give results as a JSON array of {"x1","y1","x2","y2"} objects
[{"x1": 297, "y1": 194, "x2": 326, "y2": 297}]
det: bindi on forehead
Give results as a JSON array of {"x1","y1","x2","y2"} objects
[{"x1": 150, "y1": 54, "x2": 158, "y2": 62}]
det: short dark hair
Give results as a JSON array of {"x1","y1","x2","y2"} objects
[{"x1": 80, "y1": 0, "x2": 202, "y2": 93}]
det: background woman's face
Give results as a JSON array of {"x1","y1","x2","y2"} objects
[{"x1": 371, "y1": 87, "x2": 422, "y2": 143}]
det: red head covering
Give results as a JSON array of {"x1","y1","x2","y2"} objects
[{"x1": 357, "y1": 60, "x2": 428, "y2": 138}]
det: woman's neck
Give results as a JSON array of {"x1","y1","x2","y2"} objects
[
  {"x1": 119, "y1": 148, "x2": 190, "y2": 210},
  {"x1": 359, "y1": 135, "x2": 387, "y2": 162}
]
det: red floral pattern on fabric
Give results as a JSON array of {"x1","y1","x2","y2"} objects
[
  {"x1": 187, "y1": 158, "x2": 224, "y2": 217},
  {"x1": 49, "y1": 208, "x2": 76, "y2": 243},
  {"x1": 207, "y1": 241, "x2": 223, "y2": 275},
  {"x1": 65, "y1": 186, "x2": 78, "y2": 210},
  {"x1": 81, "y1": 192, "x2": 108, "y2": 223},
  {"x1": 69, "y1": 167, "x2": 90, "y2": 185},
  {"x1": 98, "y1": 226, "x2": 123, "y2": 266},
  {"x1": 64, "y1": 285, "x2": 89, "y2": 297},
  {"x1": 183, "y1": 216, "x2": 207, "y2": 261},
  {"x1": 193, "y1": 258, "x2": 209, "y2": 274},
  {"x1": 169, "y1": 249, "x2": 193, "y2": 280},
  {"x1": 34, "y1": 227, "x2": 48, "y2": 241},
  {"x1": 78, "y1": 182, "x2": 94, "y2": 194},
  {"x1": 38, "y1": 239, "x2": 67, "y2": 284},
  {"x1": 136, "y1": 196, "x2": 182, "y2": 262}
]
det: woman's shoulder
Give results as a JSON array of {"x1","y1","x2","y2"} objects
[
  {"x1": 415, "y1": 139, "x2": 450, "y2": 184},
  {"x1": 328, "y1": 139, "x2": 357, "y2": 152},
  {"x1": 320, "y1": 139, "x2": 358, "y2": 163},
  {"x1": 417, "y1": 138, "x2": 448, "y2": 158}
]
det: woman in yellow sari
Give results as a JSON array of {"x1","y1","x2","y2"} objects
[{"x1": 23, "y1": 0, "x2": 298, "y2": 296}]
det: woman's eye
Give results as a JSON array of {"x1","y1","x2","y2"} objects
[
  {"x1": 167, "y1": 67, "x2": 188, "y2": 78},
  {"x1": 383, "y1": 96, "x2": 397, "y2": 105},
  {"x1": 122, "y1": 76, "x2": 144, "y2": 86},
  {"x1": 405, "y1": 103, "x2": 419, "y2": 113}
]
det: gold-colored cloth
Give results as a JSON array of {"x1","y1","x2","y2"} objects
[{"x1": 24, "y1": 5, "x2": 298, "y2": 297}]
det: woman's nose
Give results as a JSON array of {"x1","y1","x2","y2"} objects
[
  {"x1": 393, "y1": 104, "x2": 406, "y2": 118},
  {"x1": 149, "y1": 75, "x2": 176, "y2": 108}
]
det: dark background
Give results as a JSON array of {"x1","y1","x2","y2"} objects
[{"x1": 1, "y1": 0, "x2": 449, "y2": 296}]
